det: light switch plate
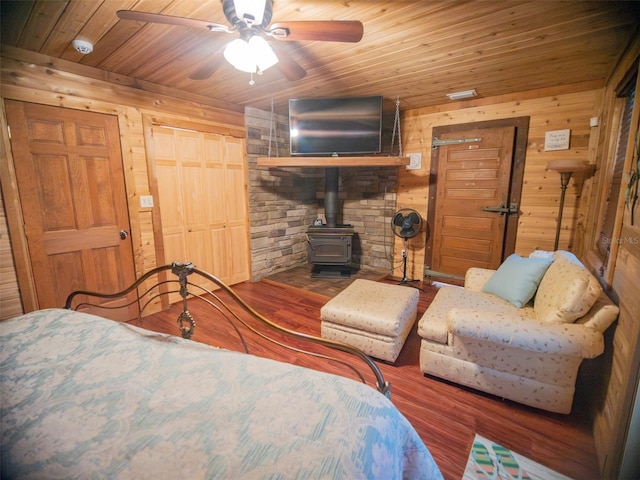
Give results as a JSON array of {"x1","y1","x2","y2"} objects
[
  {"x1": 140, "y1": 195, "x2": 154, "y2": 208},
  {"x1": 406, "y1": 153, "x2": 422, "y2": 170}
]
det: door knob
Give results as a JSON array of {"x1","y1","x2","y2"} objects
[{"x1": 119, "y1": 229, "x2": 129, "y2": 240}]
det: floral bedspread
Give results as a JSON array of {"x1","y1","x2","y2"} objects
[{"x1": 1, "y1": 308, "x2": 442, "y2": 479}]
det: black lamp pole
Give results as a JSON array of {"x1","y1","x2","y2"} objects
[
  {"x1": 554, "y1": 170, "x2": 573, "y2": 251},
  {"x1": 548, "y1": 159, "x2": 590, "y2": 251}
]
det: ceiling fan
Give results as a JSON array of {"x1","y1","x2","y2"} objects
[{"x1": 117, "y1": 0, "x2": 364, "y2": 83}]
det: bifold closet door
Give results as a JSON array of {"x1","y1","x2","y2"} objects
[{"x1": 152, "y1": 126, "x2": 250, "y2": 297}]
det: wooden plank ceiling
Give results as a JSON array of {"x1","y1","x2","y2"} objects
[{"x1": 1, "y1": 1, "x2": 638, "y2": 114}]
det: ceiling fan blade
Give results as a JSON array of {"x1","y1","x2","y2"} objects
[
  {"x1": 271, "y1": 45, "x2": 306, "y2": 81},
  {"x1": 117, "y1": 10, "x2": 232, "y2": 33},
  {"x1": 268, "y1": 21, "x2": 363, "y2": 43},
  {"x1": 189, "y1": 44, "x2": 226, "y2": 80}
]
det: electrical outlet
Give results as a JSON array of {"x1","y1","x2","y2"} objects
[
  {"x1": 140, "y1": 195, "x2": 154, "y2": 208},
  {"x1": 406, "y1": 153, "x2": 422, "y2": 170}
]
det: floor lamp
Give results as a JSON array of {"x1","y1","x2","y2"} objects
[{"x1": 547, "y1": 160, "x2": 589, "y2": 250}]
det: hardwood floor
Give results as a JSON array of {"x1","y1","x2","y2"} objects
[{"x1": 138, "y1": 271, "x2": 600, "y2": 480}]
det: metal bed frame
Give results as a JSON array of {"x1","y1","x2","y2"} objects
[{"x1": 65, "y1": 261, "x2": 390, "y2": 397}]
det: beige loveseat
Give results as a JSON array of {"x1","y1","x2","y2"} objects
[{"x1": 417, "y1": 250, "x2": 619, "y2": 414}]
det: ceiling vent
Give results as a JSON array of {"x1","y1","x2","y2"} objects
[{"x1": 446, "y1": 89, "x2": 477, "y2": 101}]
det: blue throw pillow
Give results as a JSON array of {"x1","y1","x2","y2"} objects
[{"x1": 482, "y1": 254, "x2": 554, "y2": 308}]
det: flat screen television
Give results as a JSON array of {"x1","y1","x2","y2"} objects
[{"x1": 289, "y1": 96, "x2": 383, "y2": 156}]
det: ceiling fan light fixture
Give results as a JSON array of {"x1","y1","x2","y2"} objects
[
  {"x1": 233, "y1": 0, "x2": 267, "y2": 26},
  {"x1": 224, "y1": 38, "x2": 254, "y2": 72},
  {"x1": 249, "y1": 35, "x2": 278, "y2": 71},
  {"x1": 224, "y1": 35, "x2": 278, "y2": 74}
]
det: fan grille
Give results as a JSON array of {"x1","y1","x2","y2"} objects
[{"x1": 391, "y1": 209, "x2": 423, "y2": 239}]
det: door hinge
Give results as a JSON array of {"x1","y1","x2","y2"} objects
[
  {"x1": 432, "y1": 136, "x2": 481, "y2": 148},
  {"x1": 7, "y1": 125, "x2": 11, "y2": 139}
]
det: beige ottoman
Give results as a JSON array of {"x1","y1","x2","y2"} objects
[{"x1": 320, "y1": 279, "x2": 420, "y2": 362}]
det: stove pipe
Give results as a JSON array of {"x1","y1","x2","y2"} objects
[{"x1": 324, "y1": 167, "x2": 339, "y2": 228}]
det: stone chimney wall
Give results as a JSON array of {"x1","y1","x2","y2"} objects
[
  {"x1": 340, "y1": 169, "x2": 398, "y2": 271},
  {"x1": 245, "y1": 107, "x2": 398, "y2": 280}
]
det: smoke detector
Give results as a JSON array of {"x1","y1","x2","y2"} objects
[{"x1": 72, "y1": 39, "x2": 93, "y2": 55}]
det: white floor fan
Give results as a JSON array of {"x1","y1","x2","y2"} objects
[{"x1": 391, "y1": 208, "x2": 424, "y2": 287}]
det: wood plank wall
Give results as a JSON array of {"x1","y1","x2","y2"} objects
[
  {"x1": 0, "y1": 46, "x2": 245, "y2": 319},
  {"x1": 584, "y1": 36, "x2": 640, "y2": 479},
  {"x1": 395, "y1": 87, "x2": 600, "y2": 279}
]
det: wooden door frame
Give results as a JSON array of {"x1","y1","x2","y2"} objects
[
  {"x1": 425, "y1": 117, "x2": 529, "y2": 270},
  {"x1": 1, "y1": 98, "x2": 140, "y2": 312},
  {"x1": 0, "y1": 100, "x2": 37, "y2": 311}
]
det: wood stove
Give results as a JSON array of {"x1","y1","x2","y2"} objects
[
  {"x1": 306, "y1": 167, "x2": 355, "y2": 277},
  {"x1": 307, "y1": 225, "x2": 354, "y2": 278}
]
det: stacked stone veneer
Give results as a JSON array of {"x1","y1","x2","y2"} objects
[{"x1": 245, "y1": 107, "x2": 399, "y2": 280}]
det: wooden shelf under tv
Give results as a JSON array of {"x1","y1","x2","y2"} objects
[{"x1": 256, "y1": 156, "x2": 410, "y2": 167}]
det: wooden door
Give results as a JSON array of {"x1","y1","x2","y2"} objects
[
  {"x1": 153, "y1": 126, "x2": 250, "y2": 297},
  {"x1": 5, "y1": 100, "x2": 137, "y2": 318},
  {"x1": 430, "y1": 126, "x2": 516, "y2": 277}
]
